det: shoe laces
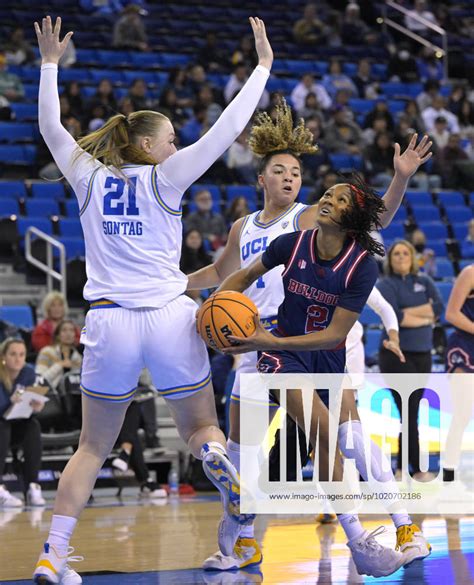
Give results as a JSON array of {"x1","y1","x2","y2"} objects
[
  {"x1": 362, "y1": 526, "x2": 387, "y2": 553},
  {"x1": 396, "y1": 524, "x2": 418, "y2": 550},
  {"x1": 65, "y1": 546, "x2": 84, "y2": 567}
]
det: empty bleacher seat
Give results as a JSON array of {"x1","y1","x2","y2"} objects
[
  {"x1": 359, "y1": 305, "x2": 380, "y2": 327},
  {"x1": 411, "y1": 205, "x2": 441, "y2": 222},
  {"x1": 426, "y1": 240, "x2": 447, "y2": 256},
  {"x1": 435, "y1": 258, "x2": 455, "y2": 280},
  {"x1": 437, "y1": 191, "x2": 466, "y2": 207},
  {"x1": 382, "y1": 222, "x2": 405, "y2": 241},
  {"x1": 0, "y1": 199, "x2": 20, "y2": 217},
  {"x1": 25, "y1": 199, "x2": 60, "y2": 217},
  {"x1": 420, "y1": 222, "x2": 448, "y2": 239},
  {"x1": 329, "y1": 154, "x2": 363, "y2": 171},
  {"x1": 452, "y1": 222, "x2": 469, "y2": 241},
  {"x1": 364, "y1": 329, "x2": 382, "y2": 361},
  {"x1": 31, "y1": 183, "x2": 66, "y2": 200},
  {"x1": 0, "y1": 122, "x2": 36, "y2": 143},
  {"x1": 64, "y1": 200, "x2": 79, "y2": 217},
  {"x1": 189, "y1": 184, "x2": 221, "y2": 203},
  {"x1": 59, "y1": 237, "x2": 86, "y2": 259},
  {"x1": 17, "y1": 217, "x2": 52, "y2": 236},
  {"x1": 0, "y1": 180, "x2": 27, "y2": 199},
  {"x1": 89, "y1": 70, "x2": 126, "y2": 84},
  {"x1": 58, "y1": 218, "x2": 83, "y2": 238},
  {"x1": 0, "y1": 145, "x2": 36, "y2": 165},
  {"x1": 348, "y1": 99, "x2": 376, "y2": 114},
  {"x1": 10, "y1": 103, "x2": 38, "y2": 121},
  {"x1": 226, "y1": 185, "x2": 257, "y2": 206},
  {"x1": 392, "y1": 206, "x2": 407, "y2": 222},
  {"x1": 0, "y1": 305, "x2": 34, "y2": 329},
  {"x1": 436, "y1": 281, "x2": 452, "y2": 305},
  {"x1": 444, "y1": 206, "x2": 469, "y2": 224},
  {"x1": 404, "y1": 191, "x2": 433, "y2": 206}
]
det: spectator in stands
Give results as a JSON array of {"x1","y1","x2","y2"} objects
[
  {"x1": 31, "y1": 292, "x2": 80, "y2": 353},
  {"x1": 430, "y1": 116, "x2": 450, "y2": 149},
  {"x1": 157, "y1": 88, "x2": 186, "y2": 128},
  {"x1": 62, "y1": 81, "x2": 84, "y2": 120},
  {"x1": 0, "y1": 338, "x2": 45, "y2": 507},
  {"x1": 416, "y1": 79, "x2": 441, "y2": 111},
  {"x1": 225, "y1": 196, "x2": 250, "y2": 226},
  {"x1": 300, "y1": 116, "x2": 331, "y2": 183},
  {"x1": 353, "y1": 58, "x2": 378, "y2": 99},
  {"x1": 290, "y1": 73, "x2": 332, "y2": 114},
  {"x1": 113, "y1": 3, "x2": 149, "y2": 51},
  {"x1": 118, "y1": 96, "x2": 135, "y2": 116},
  {"x1": 341, "y1": 2, "x2": 378, "y2": 46},
  {"x1": 307, "y1": 169, "x2": 339, "y2": 204},
  {"x1": 224, "y1": 63, "x2": 269, "y2": 109},
  {"x1": 184, "y1": 189, "x2": 227, "y2": 250},
  {"x1": 163, "y1": 67, "x2": 194, "y2": 109},
  {"x1": 292, "y1": 3, "x2": 327, "y2": 46},
  {"x1": 448, "y1": 85, "x2": 467, "y2": 118},
  {"x1": 111, "y1": 370, "x2": 167, "y2": 499},
  {"x1": 197, "y1": 32, "x2": 227, "y2": 72},
  {"x1": 434, "y1": 133, "x2": 469, "y2": 187},
  {"x1": 364, "y1": 100, "x2": 395, "y2": 132},
  {"x1": 377, "y1": 240, "x2": 443, "y2": 481},
  {"x1": 179, "y1": 104, "x2": 209, "y2": 146},
  {"x1": 186, "y1": 64, "x2": 208, "y2": 98},
  {"x1": 0, "y1": 52, "x2": 24, "y2": 102},
  {"x1": 461, "y1": 219, "x2": 474, "y2": 259},
  {"x1": 2, "y1": 27, "x2": 35, "y2": 66},
  {"x1": 196, "y1": 84, "x2": 223, "y2": 126},
  {"x1": 231, "y1": 35, "x2": 258, "y2": 69},
  {"x1": 409, "y1": 228, "x2": 437, "y2": 278},
  {"x1": 404, "y1": 0, "x2": 439, "y2": 37},
  {"x1": 87, "y1": 78, "x2": 118, "y2": 119},
  {"x1": 226, "y1": 128, "x2": 256, "y2": 184},
  {"x1": 299, "y1": 92, "x2": 324, "y2": 122},
  {"x1": 387, "y1": 44, "x2": 419, "y2": 83},
  {"x1": 364, "y1": 131, "x2": 396, "y2": 187},
  {"x1": 401, "y1": 100, "x2": 426, "y2": 135},
  {"x1": 128, "y1": 78, "x2": 153, "y2": 111},
  {"x1": 422, "y1": 95, "x2": 460, "y2": 134},
  {"x1": 362, "y1": 115, "x2": 390, "y2": 147},
  {"x1": 321, "y1": 58, "x2": 358, "y2": 100},
  {"x1": 324, "y1": 105, "x2": 363, "y2": 154},
  {"x1": 35, "y1": 320, "x2": 82, "y2": 392},
  {"x1": 180, "y1": 229, "x2": 213, "y2": 275},
  {"x1": 457, "y1": 99, "x2": 474, "y2": 137},
  {"x1": 416, "y1": 47, "x2": 444, "y2": 82}
]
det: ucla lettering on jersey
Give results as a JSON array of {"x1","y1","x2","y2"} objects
[
  {"x1": 239, "y1": 202, "x2": 307, "y2": 318},
  {"x1": 78, "y1": 163, "x2": 187, "y2": 308}
]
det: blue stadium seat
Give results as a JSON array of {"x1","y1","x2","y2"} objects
[
  {"x1": 459, "y1": 259, "x2": 473, "y2": 271},
  {"x1": 392, "y1": 206, "x2": 407, "y2": 222},
  {"x1": 10, "y1": 103, "x2": 37, "y2": 121},
  {"x1": 23, "y1": 84, "x2": 39, "y2": 101},
  {"x1": 189, "y1": 184, "x2": 221, "y2": 202},
  {"x1": 96, "y1": 50, "x2": 132, "y2": 67},
  {"x1": 58, "y1": 69, "x2": 92, "y2": 83},
  {"x1": 59, "y1": 218, "x2": 83, "y2": 237},
  {"x1": 0, "y1": 180, "x2": 27, "y2": 199},
  {"x1": 59, "y1": 236, "x2": 86, "y2": 259},
  {"x1": 444, "y1": 206, "x2": 470, "y2": 224},
  {"x1": 0, "y1": 145, "x2": 36, "y2": 165},
  {"x1": 372, "y1": 63, "x2": 388, "y2": 80},
  {"x1": 17, "y1": 217, "x2": 52, "y2": 237},
  {"x1": 411, "y1": 205, "x2": 441, "y2": 222},
  {"x1": 226, "y1": 185, "x2": 258, "y2": 208},
  {"x1": 426, "y1": 240, "x2": 447, "y2": 256},
  {"x1": 285, "y1": 59, "x2": 314, "y2": 75},
  {"x1": 421, "y1": 222, "x2": 448, "y2": 238},
  {"x1": 0, "y1": 305, "x2": 34, "y2": 329},
  {"x1": 359, "y1": 305, "x2": 380, "y2": 327},
  {"x1": 89, "y1": 70, "x2": 126, "y2": 84},
  {"x1": 348, "y1": 99, "x2": 376, "y2": 114},
  {"x1": 25, "y1": 200, "x2": 60, "y2": 217},
  {"x1": 31, "y1": 183, "x2": 66, "y2": 200},
  {"x1": 130, "y1": 53, "x2": 161, "y2": 68},
  {"x1": 437, "y1": 191, "x2": 466, "y2": 207},
  {"x1": 299, "y1": 186, "x2": 311, "y2": 203},
  {"x1": 329, "y1": 154, "x2": 362, "y2": 170},
  {"x1": 452, "y1": 222, "x2": 469, "y2": 241},
  {"x1": 64, "y1": 199, "x2": 80, "y2": 217},
  {"x1": 160, "y1": 53, "x2": 191, "y2": 67},
  {"x1": 343, "y1": 63, "x2": 357, "y2": 76},
  {"x1": 388, "y1": 100, "x2": 408, "y2": 113},
  {"x1": 382, "y1": 222, "x2": 405, "y2": 240},
  {"x1": 75, "y1": 48, "x2": 98, "y2": 63},
  {"x1": 436, "y1": 282, "x2": 452, "y2": 305},
  {"x1": 0, "y1": 199, "x2": 20, "y2": 217},
  {"x1": 435, "y1": 258, "x2": 455, "y2": 280},
  {"x1": 404, "y1": 191, "x2": 432, "y2": 206},
  {"x1": 364, "y1": 329, "x2": 381, "y2": 360},
  {"x1": 470, "y1": 192, "x2": 474, "y2": 207},
  {"x1": 0, "y1": 122, "x2": 36, "y2": 143}
]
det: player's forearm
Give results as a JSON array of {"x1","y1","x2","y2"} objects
[
  {"x1": 187, "y1": 264, "x2": 221, "y2": 290},
  {"x1": 217, "y1": 268, "x2": 254, "y2": 294},
  {"x1": 273, "y1": 328, "x2": 345, "y2": 352},
  {"x1": 379, "y1": 171, "x2": 409, "y2": 228},
  {"x1": 445, "y1": 310, "x2": 474, "y2": 335}
]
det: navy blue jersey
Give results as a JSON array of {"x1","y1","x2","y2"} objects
[
  {"x1": 261, "y1": 229, "x2": 379, "y2": 339},
  {"x1": 460, "y1": 289, "x2": 474, "y2": 333}
]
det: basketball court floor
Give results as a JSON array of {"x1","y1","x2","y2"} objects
[{"x1": 0, "y1": 489, "x2": 472, "y2": 584}]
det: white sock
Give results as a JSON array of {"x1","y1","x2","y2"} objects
[
  {"x1": 226, "y1": 438, "x2": 240, "y2": 471},
  {"x1": 47, "y1": 514, "x2": 77, "y2": 554},
  {"x1": 201, "y1": 441, "x2": 227, "y2": 459},
  {"x1": 338, "y1": 513, "x2": 365, "y2": 541},
  {"x1": 391, "y1": 514, "x2": 412, "y2": 529}
]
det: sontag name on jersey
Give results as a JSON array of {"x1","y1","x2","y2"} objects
[{"x1": 102, "y1": 220, "x2": 144, "y2": 236}]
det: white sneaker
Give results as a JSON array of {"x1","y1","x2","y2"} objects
[
  {"x1": 203, "y1": 537, "x2": 262, "y2": 571},
  {"x1": 27, "y1": 483, "x2": 46, "y2": 506},
  {"x1": 0, "y1": 484, "x2": 22, "y2": 507},
  {"x1": 396, "y1": 523, "x2": 431, "y2": 567},
  {"x1": 347, "y1": 526, "x2": 405, "y2": 578},
  {"x1": 33, "y1": 543, "x2": 83, "y2": 584},
  {"x1": 139, "y1": 481, "x2": 168, "y2": 499}
]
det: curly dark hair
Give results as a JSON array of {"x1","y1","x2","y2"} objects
[{"x1": 336, "y1": 173, "x2": 386, "y2": 256}]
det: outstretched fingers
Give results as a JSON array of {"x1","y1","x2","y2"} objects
[{"x1": 53, "y1": 16, "x2": 62, "y2": 38}]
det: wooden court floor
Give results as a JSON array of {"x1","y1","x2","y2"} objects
[{"x1": 0, "y1": 490, "x2": 473, "y2": 584}]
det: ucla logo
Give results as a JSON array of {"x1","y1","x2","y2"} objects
[{"x1": 242, "y1": 236, "x2": 269, "y2": 260}]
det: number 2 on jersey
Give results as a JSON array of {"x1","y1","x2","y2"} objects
[
  {"x1": 305, "y1": 304, "x2": 329, "y2": 333},
  {"x1": 103, "y1": 176, "x2": 139, "y2": 216}
]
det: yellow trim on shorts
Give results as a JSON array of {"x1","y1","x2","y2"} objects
[
  {"x1": 80, "y1": 384, "x2": 136, "y2": 402},
  {"x1": 158, "y1": 370, "x2": 211, "y2": 397}
]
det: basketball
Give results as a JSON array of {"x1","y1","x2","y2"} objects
[{"x1": 197, "y1": 291, "x2": 259, "y2": 351}]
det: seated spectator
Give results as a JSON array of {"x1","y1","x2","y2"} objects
[
  {"x1": 362, "y1": 114, "x2": 390, "y2": 147},
  {"x1": 113, "y1": 3, "x2": 149, "y2": 51},
  {"x1": 300, "y1": 116, "x2": 330, "y2": 182},
  {"x1": 290, "y1": 73, "x2": 332, "y2": 114},
  {"x1": 341, "y1": 2, "x2": 378, "y2": 46},
  {"x1": 364, "y1": 131, "x2": 395, "y2": 187},
  {"x1": 353, "y1": 58, "x2": 378, "y2": 99},
  {"x1": 184, "y1": 189, "x2": 227, "y2": 250},
  {"x1": 0, "y1": 52, "x2": 24, "y2": 103},
  {"x1": 224, "y1": 63, "x2": 269, "y2": 109},
  {"x1": 231, "y1": 35, "x2": 258, "y2": 69},
  {"x1": 322, "y1": 58, "x2": 358, "y2": 100},
  {"x1": 179, "y1": 229, "x2": 213, "y2": 275},
  {"x1": 111, "y1": 371, "x2": 167, "y2": 499},
  {"x1": 128, "y1": 78, "x2": 153, "y2": 111},
  {"x1": 197, "y1": 32, "x2": 227, "y2": 72},
  {"x1": 324, "y1": 105, "x2": 363, "y2": 154},
  {"x1": 163, "y1": 68, "x2": 194, "y2": 109},
  {"x1": 0, "y1": 338, "x2": 46, "y2": 507},
  {"x1": 416, "y1": 79, "x2": 441, "y2": 112},
  {"x1": 225, "y1": 196, "x2": 251, "y2": 226},
  {"x1": 118, "y1": 96, "x2": 135, "y2": 116},
  {"x1": 430, "y1": 116, "x2": 450, "y2": 149},
  {"x1": 157, "y1": 88, "x2": 187, "y2": 129},
  {"x1": 87, "y1": 78, "x2": 118, "y2": 119},
  {"x1": 292, "y1": 3, "x2": 328, "y2": 46},
  {"x1": 461, "y1": 219, "x2": 474, "y2": 259},
  {"x1": 62, "y1": 81, "x2": 84, "y2": 120},
  {"x1": 422, "y1": 96, "x2": 460, "y2": 134},
  {"x1": 364, "y1": 100, "x2": 394, "y2": 131},
  {"x1": 32, "y1": 292, "x2": 81, "y2": 353},
  {"x1": 416, "y1": 47, "x2": 444, "y2": 82},
  {"x1": 401, "y1": 100, "x2": 426, "y2": 135},
  {"x1": 458, "y1": 99, "x2": 474, "y2": 138},
  {"x1": 405, "y1": 0, "x2": 438, "y2": 36},
  {"x1": 87, "y1": 103, "x2": 107, "y2": 132},
  {"x1": 179, "y1": 105, "x2": 209, "y2": 146},
  {"x1": 299, "y1": 92, "x2": 324, "y2": 122},
  {"x1": 2, "y1": 27, "x2": 35, "y2": 66},
  {"x1": 196, "y1": 84, "x2": 223, "y2": 127},
  {"x1": 448, "y1": 85, "x2": 467, "y2": 118},
  {"x1": 409, "y1": 228, "x2": 437, "y2": 278},
  {"x1": 35, "y1": 320, "x2": 82, "y2": 392},
  {"x1": 226, "y1": 128, "x2": 256, "y2": 184},
  {"x1": 387, "y1": 44, "x2": 419, "y2": 83},
  {"x1": 307, "y1": 169, "x2": 338, "y2": 204},
  {"x1": 434, "y1": 133, "x2": 469, "y2": 187},
  {"x1": 186, "y1": 64, "x2": 208, "y2": 98}
]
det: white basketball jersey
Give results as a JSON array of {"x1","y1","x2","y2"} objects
[
  {"x1": 78, "y1": 163, "x2": 187, "y2": 308},
  {"x1": 239, "y1": 202, "x2": 307, "y2": 318}
]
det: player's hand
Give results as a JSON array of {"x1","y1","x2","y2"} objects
[
  {"x1": 223, "y1": 315, "x2": 278, "y2": 354},
  {"x1": 34, "y1": 15, "x2": 73, "y2": 66},
  {"x1": 383, "y1": 339, "x2": 406, "y2": 363},
  {"x1": 393, "y1": 133, "x2": 432, "y2": 179},
  {"x1": 249, "y1": 17, "x2": 273, "y2": 71}
]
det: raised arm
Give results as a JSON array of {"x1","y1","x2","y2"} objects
[
  {"x1": 445, "y1": 265, "x2": 474, "y2": 335},
  {"x1": 379, "y1": 134, "x2": 432, "y2": 228},
  {"x1": 159, "y1": 17, "x2": 273, "y2": 196},
  {"x1": 35, "y1": 16, "x2": 93, "y2": 192}
]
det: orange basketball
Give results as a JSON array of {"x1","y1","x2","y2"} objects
[{"x1": 197, "y1": 290, "x2": 259, "y2": 351}]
